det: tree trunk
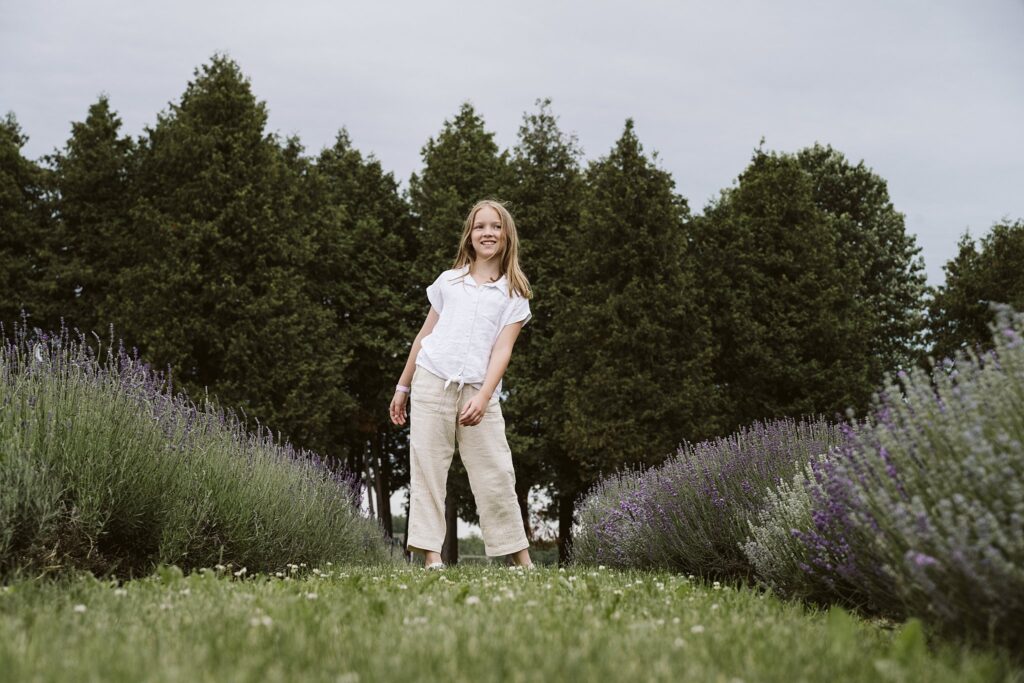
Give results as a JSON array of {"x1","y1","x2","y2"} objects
[
  {"x1": 372, "y1": 429, "x2": 392, "y2": 536},
  {"x1": 363, "y1": 441, "x2": 375, "y2": 518},
  {"x1": 516, "y1": 481, "x2": 533, "y2": 542},
  {"x1": 558, "y1": 490, "x2": 575, "y2": 566},
  {"x1": 441, "y1": 487, "x2": 459, "y2": 565}
]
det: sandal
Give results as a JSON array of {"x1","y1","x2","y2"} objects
[{"x1": 425, "y1": 562, "x2": 445, "y2": 570}]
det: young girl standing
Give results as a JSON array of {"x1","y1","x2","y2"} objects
[{"x1": 389, "y1": 199, "x2": 534, "y2": 569}]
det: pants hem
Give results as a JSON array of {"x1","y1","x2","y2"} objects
[{"x1": 485, "y1": 539, "x2": 531, "y2": 557}]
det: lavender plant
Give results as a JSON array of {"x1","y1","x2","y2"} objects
[
  {"x1": 0, "y1": 323, "x2": 394, "y2": 579},
  {"x1": 747, "y1": 306, "x2": 1024, "y2": 648},
  {"x1": 571, "y1": 417, "x2": 839, "y2": 580}
]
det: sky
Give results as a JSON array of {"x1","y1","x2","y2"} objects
[{"x1": 3, "y1": 0, "x2": 1024, "y2": 286}]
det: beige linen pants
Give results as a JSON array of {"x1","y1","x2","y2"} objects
[{"x1": 405, "y1": 364, "x2": 530, "y2": 557}]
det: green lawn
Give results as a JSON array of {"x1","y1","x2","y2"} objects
[{"x1": 1, "y1": 563, "x2": 1018, "y2": 683}]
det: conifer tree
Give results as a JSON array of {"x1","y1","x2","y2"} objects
[
  {"x1": 928, "y1": 218, "x2": 1024, "y2": 360},
  {"x1": 45, "y1": 95, "x2": 135, "y2": 337},
  {"x1": 552, "y1": 119, "x2": 719, "y2": 562},
  {"x1": 501, "y1": 99, "x2": 585, "y2": 555},
  {"x1": 0, "y1": 113, "x2": 51, "y2": 329},
  {"x1": 113, "y1": 55, "x2": 342, "y2": 457},
  {"x1": 795, "y1": 143, "x2": 927, "y2": 377},
  {"x1": 693, "y1": 146, "x2": 874, "y2": 431},
  {"x1": 309, "y1": 128, "x2": 418, "y2": 536},
  {"x1": 407, "y1": 102, "x2": 510, "y2": 563}
]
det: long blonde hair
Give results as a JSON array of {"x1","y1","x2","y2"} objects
[{"x1": 451, "y1": 199, "x2": 532, "y2": 300}]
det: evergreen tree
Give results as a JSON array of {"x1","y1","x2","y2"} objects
[
  {"x1": 795, "y1": 143, "x2": 928, "y2": 376},
  {"x1": 693, "y1": 146, "x2": 874, "y2": 431},
  {"x1": 44, "y1": 95, "x2": 135, "y2": 336},
  {"x1": 928, "y1": 218, "x2": 1024, "y2": 360},
  {"x1": 0, "y1": 113, "x2": 51, "y2": 330},
  {"x1": 501, "y1": 99, "x2": 586, "y2": 559},
  {"x1": 552, "y1": 119, "x2": 719, "y2": 562},
  {"x1": 113, "y1": 54, "x2": 343, "y2": 456},
  {"x1": 407, "y1": 102, "x2": 510, "y2": 563},
  {"x1": 309, "y1": 128, "x2": 418, "y2": 536}
]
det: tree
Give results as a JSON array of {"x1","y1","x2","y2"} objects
[
  {"x1": 551, "y1": 119, "x2": 719, "y2": 562},
  {"x1": 928, "y1": 218, "x2": 1024, "y2": 361},
  {"x1": 308, "y1": 128, "x2": 418, "y2": 537},
  {"x1": 693, "y1": 145, "x2": 875, "y2": 431},
  {"x1": 795, "y1": 143, "x2": 928, "y2": 377},
  {"x1": 0, "y1": 113, "x2": 51, "y2": 330},
  {"x1": 112, "y1": 54, "x2": 344, "y2": 458},
  {"x1": 44, "y1": 95, "x2": 135, "y2": 337},
  {"x1": 407, "y1": 102, "x2": 510, "y2": 564},
  {"x1": 500, "y1": 98, "x2": 586, "y2": 558}
]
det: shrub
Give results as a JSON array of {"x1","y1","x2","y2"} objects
[
  {"x1": 0, "y1": 323, "x2": 394, "y2": 579},
  {"x1": 746, "y1": 306, "x2": 1024, "y2": 648},
  {"x1": 571, "y1": 417, "x2": 839, "y2": 579}
]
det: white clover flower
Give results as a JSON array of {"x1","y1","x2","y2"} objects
[
  {"x1": 215, "y1": 564, "x2": 226, "y2": 572},
  {"x1": 179, "y1": 588, "x2": 191, "y2": 596},
  {"x1": 305, "y1": 593, "x2": 318, "y2": 600},
  {"x1": 598, "y1": 565, "x2": 606, "y2": 570},
  {"x1": 275, "y1": 572, "x2": 284, "y2": 578},
  {"x1": 673, "y1": 637, "x2": 686, "y2": 649},
  {"x1": 397, "y1": 584, "x2": 408, "y2": 590},
  {"x1": 465, "y1": 595, "x2": 481, "y2": 605},
  {"x1": 233, "y1": 567, "x2": 247, "y2": 577},
  {"x1": 160, "y1": 602, "x2": 172, "y2": 610},
  {"x1": 114, "y1": 588, "x2": 128, "y2": 597},
  {"x1": 672, "y1": 616, "x2": 680, "y2": 624},
  {"x1": 712, "y1": 581, "x2": 721, "y2": 590},
  {"x1": 73, "y1": 604, "x2": 87, "y2": 613},
  {"x1": 690, "y1": 624, "x2": 705, "y2": 633},
  {"x1": 711, "y1": 603, "x2": 720, "y2": 610},
  {"x1": 249, "y1": 615, "x2": 273, "y2": 627}
]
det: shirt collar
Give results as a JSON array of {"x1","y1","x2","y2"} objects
[{"x1": 457, "y1": 264, "x2": 508, "y2": 294}]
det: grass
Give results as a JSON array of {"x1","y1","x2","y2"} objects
[{"x1": 1, "y1": 563, "x2": 1019, "y2": 683}]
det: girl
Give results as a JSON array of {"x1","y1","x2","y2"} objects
[{"x1": 389, "y1": 199, "x2": 534, "y2": 570}]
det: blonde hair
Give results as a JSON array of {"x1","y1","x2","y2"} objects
[{"x1": 451, "y1": 199, "x2": 532, "y2": 300}]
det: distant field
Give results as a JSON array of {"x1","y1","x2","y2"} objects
[{"x1": 1, "y1": 564, "x2": 1018, "y2": 683}]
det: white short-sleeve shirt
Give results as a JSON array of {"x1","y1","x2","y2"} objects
[{"x1": 416, "y1": 263, "x2": 531, "y2": 396}]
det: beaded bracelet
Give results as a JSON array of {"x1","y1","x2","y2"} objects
[{"x1": 396, "y1": 384, "x2": 410, "y2": 394}]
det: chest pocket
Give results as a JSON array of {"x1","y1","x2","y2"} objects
[{"x1": 478, "y1": 289, "x2": 507, "y2": 327}]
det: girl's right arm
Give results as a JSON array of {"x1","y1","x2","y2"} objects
[{"x1": 390, "y1": 306, "x2": 440, "y2": 426}]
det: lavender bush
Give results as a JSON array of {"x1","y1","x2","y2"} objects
[
  {"x1": 746, "y1": 306, "x2": 1024, "y2": 648},
  {"x1": 571, "y1": 417, "x2": 839, "y2": 579},
  {"x1": 0, "y1": 323, "x2": 394, "y2": 579}
]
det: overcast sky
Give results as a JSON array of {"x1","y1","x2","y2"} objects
[{"x1": 3, "y1": 0, "x2": 1023, "y2": 285}]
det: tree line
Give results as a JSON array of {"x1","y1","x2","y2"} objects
[{"x1": 2, "y1": 54, "x2": 1021, "y2": 564}]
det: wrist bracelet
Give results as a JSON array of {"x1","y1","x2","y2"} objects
[{"x1": 396, "y1": 384, "x2": 410, "y2": 394}]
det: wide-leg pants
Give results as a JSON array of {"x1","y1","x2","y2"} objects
[{"x1": 405, "y1": 364, "x2": 530, "y2": 557}]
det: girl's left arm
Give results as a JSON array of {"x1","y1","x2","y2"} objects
[{"x1": 478, "y1": 321, "x2": 526, "y2": 401}]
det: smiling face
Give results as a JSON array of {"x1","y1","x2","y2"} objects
[{"x1": 470, "y1": 205, "x2": 503, "y2": 261}]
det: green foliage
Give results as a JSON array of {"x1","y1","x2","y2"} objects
[
  {"x1": 110, "y1": 55, "x2": 343, "y2": 457},
  {"x1": 795, "y1": 144, "x2": 928, "y2": 375},
  {"x1": 553, "y1": 119, "x2": 719, "y2": 489},
  {"x1": 43, "y1": 96, "x2": 135, "y2": 337},
  {"x1": 0, "y1": 112, "x2": 51, "y2": 329},
  {"x1": 928, "y1": 219, "x2": 1024, "y2": 361},
  {"x1": 0, "y1": 325, "x2": 391, "y2": 580},
  {"x1": 694, "y1": 146, "x2": 876, "y2": 431}
]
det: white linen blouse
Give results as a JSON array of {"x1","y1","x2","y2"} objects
[{"x1": 416, "y1": 264, "x2": 532, "y2": 397}]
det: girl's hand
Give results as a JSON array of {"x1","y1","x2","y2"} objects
[
  {"x1": 459, "y1": 394, "x2": 489, "y2": 426},
  {"x1": 390, "y1": 391, "x2": 408, "y2": 426}
]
